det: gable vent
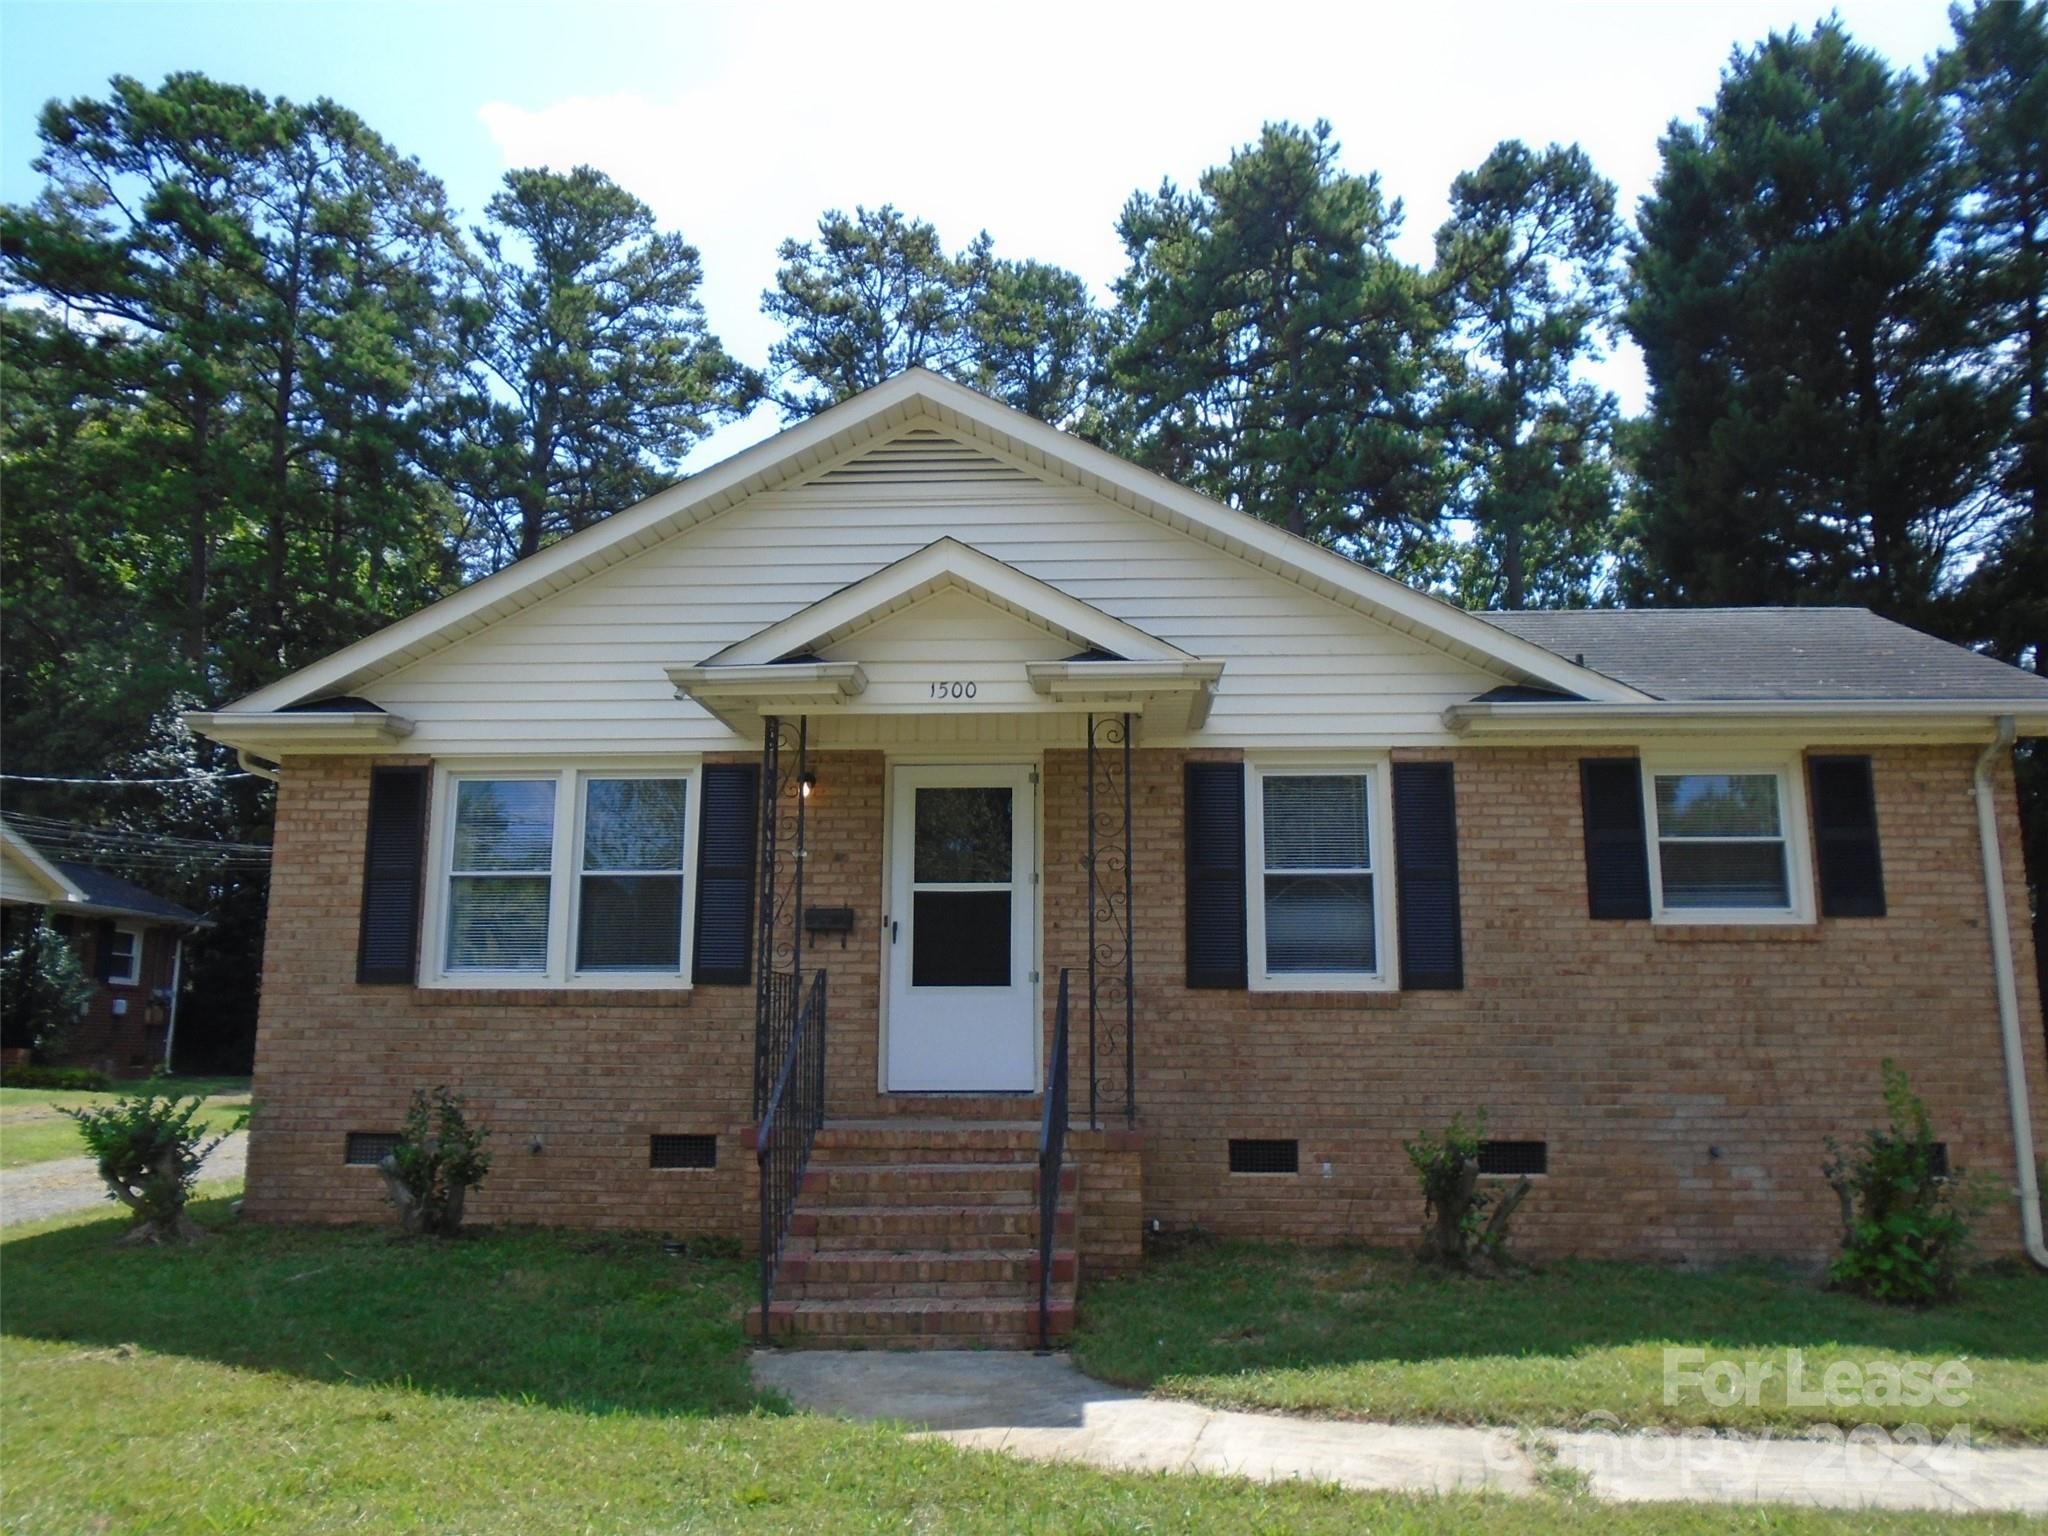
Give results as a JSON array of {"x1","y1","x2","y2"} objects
[{"x1": 809, "y1": 429, "x2": 1029, "y2": 487}]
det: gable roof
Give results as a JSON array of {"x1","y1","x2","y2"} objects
[
  {"x1": 704, "y1": 538, "x2": 1196, "y2": 667},
  {"x1": 1482, "y1": 609, "x2": 2048, "y2": 705},
  {"x1": 53, "y1": 861, "x2": 206, "y2": 926},
  {"x1": 0, "y1": 819, "x2": 206, "y2": 925},
  {"x1": 212, "y1": 370, "x2": 1642, "y2": 717}
]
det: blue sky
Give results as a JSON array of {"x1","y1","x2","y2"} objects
[{"x1": 2, "y1": 0, "x2": 1961, "y2": 465}]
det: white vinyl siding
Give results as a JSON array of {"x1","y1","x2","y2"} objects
[
  {"x1": 426, "y1": 764, "x2": 701, "y2": 988},
  {"x1": 1641, "y1": 756, "x2": 1814, "y2": 925},
  {"x1": 368, "y1": 424, "x2": 1505, "y2": 752},
  {"x1": 1245, "y1": 759, "x2": 1396, "y2": 992}
]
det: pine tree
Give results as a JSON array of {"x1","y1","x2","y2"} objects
[
  {"x1": 1100, "y1": 121, "x2": 1445, "y2": 566},
  {"x1": 1624, "y1": 23, "x2": 2003, "y2": 623},
  {"x1": 459, "y1": 166, "x2": 757, "y2": 566},
  {"x1": 763, "y1": 204, "x2": 988, "y2": 417},
  {"x1": 1433, "y1": 141, "x2": 1624, "y2": 609},
  {"x1": 1938, "y1": 0, "x2": 2048, "y2": 672},
  {"x1": 964, "y1": 258, "x2": 1102, "y2": 426}
]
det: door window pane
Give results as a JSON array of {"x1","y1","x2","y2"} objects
[
  {"x1": 914, "y1": 788, "x2": 1012, "y2": 883},
  {"x1": 447, "y1": 779, "x2": 556, "y2": 972},
  {"x1": 911, "y1": 890, "x2": 1011, "y2": 986},
  {"x1": 577, "y1": 777, "x2": 686, "y2": 971}
]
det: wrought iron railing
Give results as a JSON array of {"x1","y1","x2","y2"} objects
[
  {"x1": 757, "y1": 968, "x2": 827, "y2": 1337},
  {"x1": 1037, "y1": 968, "x2": 1072, "y2": 1353}
]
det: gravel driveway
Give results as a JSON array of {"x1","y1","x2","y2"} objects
[{"x1": 0, "y1": 1132, "x2": 247, "y2": 1228}]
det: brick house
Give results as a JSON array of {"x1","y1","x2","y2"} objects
[
  {"x1": 1, "y1": 819, "x2": 206, "y2": 1074},
  {"x1": 188, "y1": 370, "x2": 2048, "y2": 1344}
]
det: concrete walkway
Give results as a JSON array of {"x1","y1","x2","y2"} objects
[
  {"x1": 0, "y1": 1133, "x2": 246, "y2": 1228},
  {"x1": 753, "y1": 1350, "x2": 2048, "y2": 1515}
]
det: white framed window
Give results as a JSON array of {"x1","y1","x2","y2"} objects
[
  {"x1": 1642, "y1": 756, "x2": 1813, "y2": 924},
  {"x1": 1245, "y1": 759, "x2": 1396, "y2": 992},
  {"x1": 425, "y1": 762, "x2": 702, "y2": 988},
  {"x1": 105, "y1": 924, "x2": 141, "y2": 986}
]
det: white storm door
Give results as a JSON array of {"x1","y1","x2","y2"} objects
[{"x1": 886, "y1": 764, "x2": 1037, "y2": 1092}]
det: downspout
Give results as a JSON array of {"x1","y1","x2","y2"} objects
[
  {"x1": 237, "y1": 750, "x2": 281, "y2": 783},
  {"x1": 1973, "y1": 715, "x2": 2048, "y2": 1271},
  {"x1": 163, "y1": 933, "x2": 185, "y2": 1073}
]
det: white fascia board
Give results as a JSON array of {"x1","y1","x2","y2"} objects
[
  {"x1": 218, "y1": 370, "x2": 1640, "y2": 715},
  {"x1": 1443, "y1": 699, "x2": 2048, "y2": 741},
  {"x1": 0, "y1": 822, "x2": 88, "y2": 904},
  {"x1": 1026, "y1": 659, "x2": 1227, "y2": 731},
  {"x1": 707, "y1": 537, "x2": 1194, "y2": 667},
  {"x1": 182, "y1": 710, "x2": 416, "y2": 755}
]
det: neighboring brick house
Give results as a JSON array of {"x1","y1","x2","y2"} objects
[
  {"x1": 1, "y1": 820, "x2": 206, "y2": 1074},
  {"x1": 189, "y1": 370, "x2": 2048, "y2": 1345}
]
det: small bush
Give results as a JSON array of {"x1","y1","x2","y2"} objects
[
  {"x1": 380, "y1": 1086, "x2": 491, "y2": 1237},
  {"x1": 1404, "y1": 1109, "x2": 1529, "y2": 1272},
  {"x1": 64, "y1": 1088, "x2": 223, "y2": 1243},
  {"x1": 1, "y1": 916, "x2": 94, "y2": 1063},
  {"x1": 1824, "y1": 1060, "x2": 1987, "y2": 1306},
  {"x1": 1, "y1": 1065, "x2": 113, "y2": 1091}
]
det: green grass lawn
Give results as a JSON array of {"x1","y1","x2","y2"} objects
[
  {"x1": 1072, "y1": 1239, "x2": 2048, "y2": 1442},
  {"x1": 0, "y1": 1075, "x2": 250, "y2": 1169},
  {"x1": 3, "y1": 1197, "x2": 2040, "y2": 1535}
]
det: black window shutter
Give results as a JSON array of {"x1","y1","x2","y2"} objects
[
  {"x1": 1810, "y1": 754, "x2": 1887, "y2": 918},
  {"x1": 693, "y1": 762, "x2": 759, "y2": 985},
  {"x1": 1393, "y1": 761, "x2": 1464, "y2": 989},
  {"x1": 357, "y1": 766, "x2": 429, "y2": 985},
  {"x1": 92, "y1": 918, "x2": 117, "y2": 983},
  {"x1": 1580, "y1": 758, "x2": 1651, "y2": 920},
  {"x1": 1185, "y1": 760, "x2": 1248, "y2": 989}
]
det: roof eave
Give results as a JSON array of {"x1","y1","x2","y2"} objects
[
  {"x1": 1443, "y1": 699, "x2": 2048, "y2": 742},
  {"x1": 183, "y1": 710, "x2": 416, "y2": 756}
]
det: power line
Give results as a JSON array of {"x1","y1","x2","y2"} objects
[
  {"x1": 1, "y1": 771, "x2": 256, "y2": 786},
  {"x1": 1, "y1": 812, "x2": 272, "y2": 867}
]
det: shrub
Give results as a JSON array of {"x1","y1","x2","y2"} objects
[
  {"x1": 1, "y1": 1065, "x2": 113, "y2": 1091},
  {"x1": 1824, "y1": 1060, "x2": 1987, "y2": 1305},
  {"x1": 1, "y1": 916, "x2": 94, "y2": 1064},
  {"x1": 1404, "y1": 1109, "x2": 1530, "y2": 1272},
  {"x1": 63, "y1": 1088, "x2": 223, "y2": 1243},
  {"x1": 380, "y1": 1086, "x2": 491, "y2": 1237}
]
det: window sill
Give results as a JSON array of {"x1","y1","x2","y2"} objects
[
  {"x1": 1651, "y1": 924, "x2": 1821, "y2": 944},
  {"x1": 409, "y1": 986, "x2": 696, "y2": 1007}
]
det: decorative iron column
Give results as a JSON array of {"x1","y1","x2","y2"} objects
[
  {"x1": 753, "y1": 714, "x2": 809, "y2": 1118},
  {"x1": 1084, "y1": 712, "x2": 1136, "y2": 1128}
]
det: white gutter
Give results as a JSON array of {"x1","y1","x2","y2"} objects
[
  {"x1": 236, "y1": 749, "x2": 282, "y2": 783},
  {"x1": 1973, "y1": 716, "x2": 2048, "y2": 1271},
  {"x1": 162, "y1": 933, "x2": 184, "y2": 1072},
  {"x1": 1445, "y1": 698, "x2": 2048, "y2": 733}
]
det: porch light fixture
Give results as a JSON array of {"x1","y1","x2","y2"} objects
[{"x1": 800, "y1": 770, "x2": 817, "y2": 800}]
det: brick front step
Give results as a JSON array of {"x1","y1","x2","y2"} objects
[
  {"x1": 774, "y1": 1246, "x2": 1078, "y2": 1301},
  {"x1": 802, "y1": 1204, "x2": 1073, "y2": 1250},
  {"x1": 800, "y1": 1162, "x2": 1045, "y2": 1205},
  {"x1": 748, "y1": 1296, "x2": 1076, "y2": 1346}
]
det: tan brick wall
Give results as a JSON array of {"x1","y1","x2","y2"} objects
[
  {"x1": 1041, "y1": 743, "x2": 2048, "y2": 1264},
  {"x1": 248, "y1": 742, "x2": 2046, "y2": 1267}
]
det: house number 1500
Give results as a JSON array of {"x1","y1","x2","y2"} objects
[{"x1": 928, "y1": 680, "x2": 978, "y2": 700}]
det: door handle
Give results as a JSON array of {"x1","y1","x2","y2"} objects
[{"x1": 887, "y1": 915, "x2": 898, "y2": 944}]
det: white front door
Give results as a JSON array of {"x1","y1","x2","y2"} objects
[{"x1": 885, "y1": 763, "x2": 1038, "y2": 1092}]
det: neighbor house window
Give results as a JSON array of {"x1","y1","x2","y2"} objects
[
  {"x1": 1245, "y1": 762, "x2": 1393, "y2": 990},
  {"x1": 432, "y1": 766, "x2": 700, "y2": 987},
  {"x1": 105, "y1": 925, "x2": 141, "y2": 985},
  {"x1": 1644, "y1": 762, "x2": 1810, "y2": 922}
]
